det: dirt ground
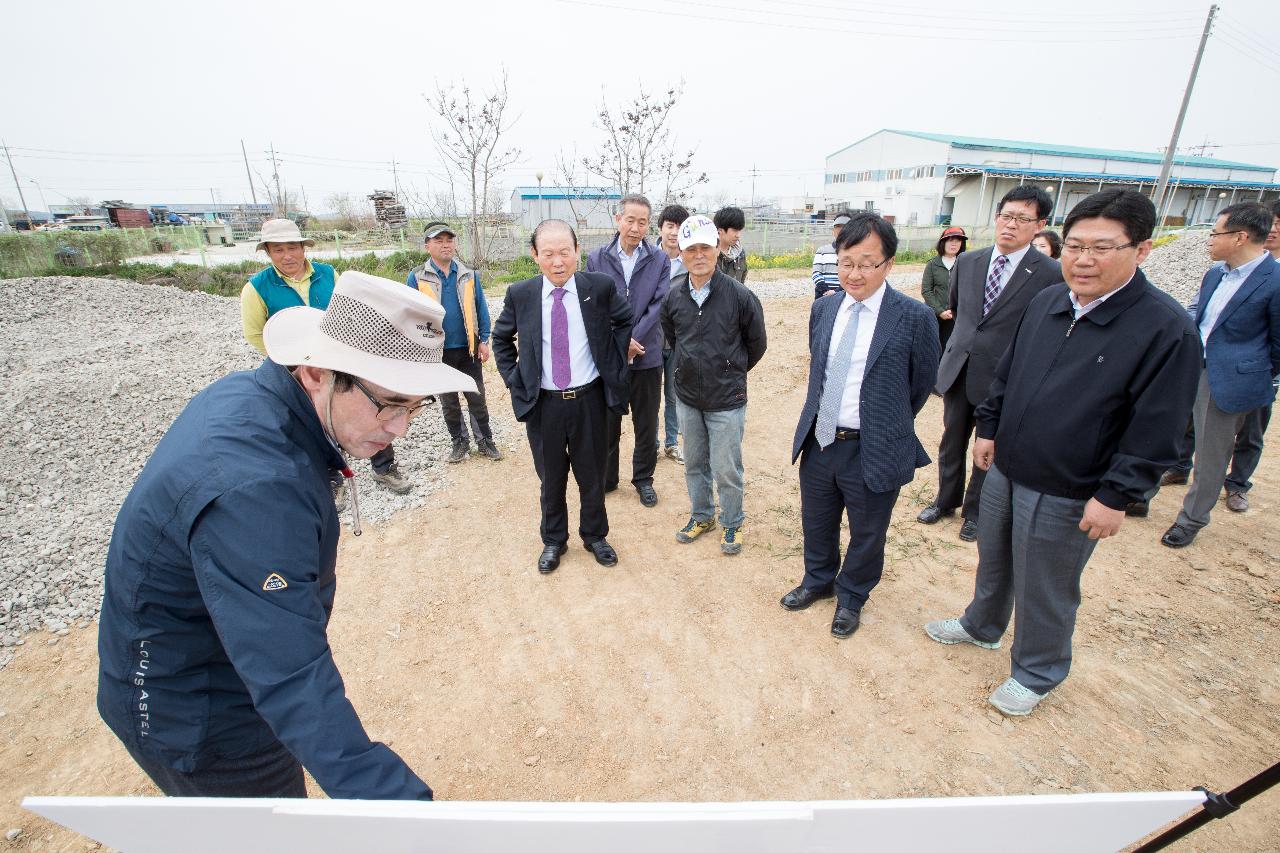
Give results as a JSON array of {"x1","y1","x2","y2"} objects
[{"x1": 2, "y1": 281, "x2": 1279, "y2": 852}]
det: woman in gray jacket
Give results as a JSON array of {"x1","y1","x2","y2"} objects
[{"x1": 921, "y1": 225, "x2": 967, "y2": 354}]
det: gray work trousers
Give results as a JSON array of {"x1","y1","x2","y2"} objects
[
  {"x1": 1176, "y1": 371, "x2": 1250, "y2": 532},
  {"x1": 960, "y1": 465, "x2": 1099, "y2": 694}
]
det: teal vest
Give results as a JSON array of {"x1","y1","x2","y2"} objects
[{"x1": 249, "y1": 262, "x2": 336, "y2": 316}]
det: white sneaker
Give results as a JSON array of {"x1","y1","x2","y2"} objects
[
  {"x1": 664, "y1": 444, "x2": 684, "y2": 465},
  {"x1": 989, "y1": 678, "x2": 1045, "y2": 716},
  {"x1": 924, "y1": 618, "x2": 1001, "y2": 649}
]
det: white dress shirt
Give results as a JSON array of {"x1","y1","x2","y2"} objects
[
  {"x1": 1198, "y1": 251, "x2": 1269, "y2": 346},
  {"x1": 540, "y1": 275, "x2": 599, "y2": 390},
  {"x1": 825, "y1": 283, "x2": 887, "y2": 429},
  {"x1": 985, "y1": 243, "x2": 1032, "y2": 292},
  {"x1": 1069, "y1": 274, "x2": 1134, "y2": 319},
  {"x1": 667, "y1": 253, "x2": 685, "y2": 279},
  {"x1": 618, "y1": 241, "x2": 643, "y2": 288}
]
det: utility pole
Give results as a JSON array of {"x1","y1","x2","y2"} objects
[
  {"x1": 750, "y1": 164, "x2": 758, "y2": 210},
  {"x1": 1152, "y1": 4, "x2": 1217, "y2": 215},
  {"x1": 3, "y1": 140, "x2": 34, "y2": 230},
  {"x1": 392, "y1": 158, "x2": 401, "y2": 198},
  {"x1": 267, "y1": 143, "x2": 284, "y2": 216},
  {"x1": 240, "y1": 139, "x2": 259, "y2": 209}
]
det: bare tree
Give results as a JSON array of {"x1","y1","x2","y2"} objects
[
  {"x1": 554, "y1": 146, "x2": 613, "y2": 229},
  {"x1": 582, "y1": 82, "x2": 708, "y2": 204},
  {"x1": 426, "y1": 69, "x2": 520, "y2": 268},
  {"x1": 324, "y1": 193, "x2": 375, "y2": 231}
]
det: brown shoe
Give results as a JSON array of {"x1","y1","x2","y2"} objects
[
  {"x1": 1225, "y1": 491, "x2": 1249, "y2": 512},
  {"x1": 1160, "y1": 470, "x2": 1190, "y2": 487}
]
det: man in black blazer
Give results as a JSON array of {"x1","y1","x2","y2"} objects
[
  {"x1": 492, "y1": 220, "x2": 633, "y2": 573},
  {"x1": 918, "y1": 186, "x2": 1061, "y2": 541},
  {"x1": 781, "y1": 212, "x2": 940, "y2": 638}
]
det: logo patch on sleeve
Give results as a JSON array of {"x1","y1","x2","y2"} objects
[{"x1": 262, "y1": 573, "x2": 289, "y2": 592}]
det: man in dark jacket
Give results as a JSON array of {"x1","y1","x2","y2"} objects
[
  {"x1": 924, "y1": 190, "x2": 1201, "y2": 717},
  {"x1": 587, "y1": 194, "x2": 671, "y2": 507},
  {"x1": 714, "y1": 205, "x2": 749, "y2": 283},
  {"x1": 661, "y1": 214, "x2": 767, "y2": 555},
  {"x1": 98, "y1": 271, "x2": 477, "y2": 798},
  {"x1": 917, "y1": 187, "x2": 1061, "y2": 542}
]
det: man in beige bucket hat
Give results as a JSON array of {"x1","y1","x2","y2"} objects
[
  {"x1": 241, "y1": 218, "x2": 413, "y2": 503},
  {"x1": 97, "y1": 271, "x2": 474, "y2": 800}
]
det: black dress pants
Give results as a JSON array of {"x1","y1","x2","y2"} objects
[
  {"x1": 936, "y1": 363, "x2": 986, "y2": 520},
  {"x1": 606, "y1": 366, "x2": 662, "y2": 490},
  {"x1": 525, "y1": 382, "x2": 609, "y2": 546}
]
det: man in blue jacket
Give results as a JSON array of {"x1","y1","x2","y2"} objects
[
  {"x1": 587, "y1": 194, "x2": 671, "y2": 507},
  {"x1": 97, "y1": 271, "x2": 476, "y2": 799},
  {"x1": 1161, "y1": 202, "x2": 1280, "y2": 548}
]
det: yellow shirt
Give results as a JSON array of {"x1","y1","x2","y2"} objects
[{"x1": 240, "y1": 261, "x2": 314, "y2": 355}]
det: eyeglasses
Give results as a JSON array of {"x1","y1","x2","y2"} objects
[
  {"x1": 995, "y1": 213, "x2": 1041, "y2": 226},
  {"x1": 837, "y1": 258, "x2": 891, "y2": 274},
  {"x1": 1208, "y1": 229, "x2": 1244, "y2": 239},
  {"x1": 350, "y1": 378, "x2": 435, "y2": 422},
  {"x1": 1061, "y1": 242, "x2": 1137, "y2": 258}
]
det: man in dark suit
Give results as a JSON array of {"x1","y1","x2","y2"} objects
[
  {"x1": 918, "y1": 186, "x2": 1062, "y2": 542},
  {"x1": 492, "y1": 220, "x2": 634, "y2": 573},
  {"x1": 780, "y1": 212, "x2": 940, "y2": 638},
  {"x1": 1161, "y1": 202, "x2": 1280, "y2": 548},
  {"x1": 586, "y1": 193, "x2": 671, "y2": 507}
]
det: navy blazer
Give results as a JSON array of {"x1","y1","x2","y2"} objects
[
  {"x1": 586, "y1": 235, "x2": 671, "y2": 370},
  {"x1": 1195, "y1": 253, "x2": 1280, "y2": 413},
  {"x1": 491, "y1": 272, "x2": 634, "y2": 421},
  {"x1": 791, "y1": 285, "x2": 940, "y2": 493}
]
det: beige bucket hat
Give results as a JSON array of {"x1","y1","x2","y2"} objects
[
  {"x1": 264, "y1": 271, "x2": 478, "y2": 397},
  {"x1": 256, "y1": 218, "x2": 316, "y2": 251}
]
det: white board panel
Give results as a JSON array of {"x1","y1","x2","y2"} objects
[{"x1": 23, "y1": 791, "x2": 1205, "y2": 853}]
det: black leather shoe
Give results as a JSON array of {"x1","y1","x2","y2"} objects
[
  {"x1": 917, "y1": 504, "x2": 954, "y2": 525},
  {"x1": 1124, "y1": 501, "x2": 1149, "y2": 518},
  {"x1": 585, "y1": 539, "x2": 618, "y2": 566},
  {"x1": 636, "y1": 484, "x2": 658, "y2": 507},
  {"x1": 780, "y1": 584, "x2": 834, "y2": 611},
  {"x1": 538, "y1": 543, "x2": 567, "y2": 574},
  {"x1": 604, "y1": 482, "x2": 618, "y2": 494},
  {"x1": 958, "y1": 519, "x2": 979, "y2": 542},
  {"x1": 831, "y1": 606, "x2": 861, "y2": 638},
  {"x1": 1161, "y1": 524, "x2": 1197, "y2": 548},
  {"x1": 1160, "y1": 470, "x2": 1190, "y2": 487}
]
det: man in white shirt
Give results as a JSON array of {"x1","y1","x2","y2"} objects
[{"x1": 780, "y1": 212, "x2": 940, "y2": 638}]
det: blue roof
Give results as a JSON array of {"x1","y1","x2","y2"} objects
[
  {"x1": 951, "y1": 164, "x2": 1280, "y2": 190},
  {"x1": 830, "y1": 130, "x2": 1274, "y2": 173},
  {"x1": 512, "y1": 186, "x2": 621, "y2": 200}
]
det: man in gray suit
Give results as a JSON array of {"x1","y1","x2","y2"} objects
[
  {"x1": 917, "y1": 186, "x2": 1062, "y2": 541},
  {"x1": 780, "y1": 212, "x2": 940, "y2": 638}
]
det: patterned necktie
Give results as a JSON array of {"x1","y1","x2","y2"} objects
[
  {"x1": 983, "y1": 254, "x2": 1010, "y2": 316},
  {"x1": 550, "y1": 287, "x2": 571, "y2": 389},
  {"x1": 814, "y1": 301, "x2": 864, "y2": 448}
]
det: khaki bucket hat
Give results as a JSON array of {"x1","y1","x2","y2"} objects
[
  {"x1": 264, "y1": 271, "x2": 477, "y2": 397},
  {"x1": 256, "y1": 218, "x2": 316, "y2": 251}
]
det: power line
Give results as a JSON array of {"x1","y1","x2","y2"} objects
[
  {"x1": 749, "y1": 0, "x2": 1205, "y2": 25},
  {"x1": 1217, "y1": 17, "x2": 1279, "y2": 57},
  {"x1": 1214, "y1": 32, "x2": 1280, "y2": 78}
]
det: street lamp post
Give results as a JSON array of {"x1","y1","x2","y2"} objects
[
  {"x1": 535, "y1": 171, "x2": 545, "y2": 225},
  {"x1": 28, "y1": 179, "x2": 51, "y2": 227}
]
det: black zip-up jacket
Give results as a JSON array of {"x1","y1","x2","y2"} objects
[
  {"x1": 975, "y1": 270, "x2": 1202, "y2": 509},
  {"x1": 661, "y1": 270, "x2": 767, "y2": 411}
]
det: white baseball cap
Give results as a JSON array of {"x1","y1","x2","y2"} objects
[
  {"x1": 677, "y1": 214, "x2": 719, "y2": 250},
  {"x1": 264, "y1": 271, "x2": 477, "y2": 398}
]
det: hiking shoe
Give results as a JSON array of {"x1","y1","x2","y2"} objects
[
  {"x1": 447, "y1": 442, "x2": 469, "y2": 464},
  {"x1": 924, "y1": 618, "x2": 1001, "y2": 649},
  {"x1": 989, "y1": 677, "x2": 1045, "y2": 716},
  {"x1": 720, "y1": 525, "x2": 743, "y2": 555},
  {"x1": 675, "y1": 517, "x2": 716, "y2": 543},
  {"x1": 664, "y1": 444, "x2": 684, "y2": 465},
  {"x1": 332, "y1": 480, "x2": 349, "y2": 514},
  {"x1": 478, "y1": 439, "x2": 503, "y2": 461},
  {"x1": 371, "y1": 464, "x2": 411, "y2": 495}
]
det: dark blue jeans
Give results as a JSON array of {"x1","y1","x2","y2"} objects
[{"x1": 126, "y1": 738, "x2": 306, "y2": 798}]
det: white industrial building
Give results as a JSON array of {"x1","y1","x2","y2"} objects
[
  {"x1": 824, "y1": 129, "x2": 1280, "y2": 227},
  {"x1": 509, "y1": 186, "x2": 621, "y2": 230}
]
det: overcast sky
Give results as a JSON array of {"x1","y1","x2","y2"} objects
[{"x1": 2, "y1": 0, "x2": 1278, "y2": 214}]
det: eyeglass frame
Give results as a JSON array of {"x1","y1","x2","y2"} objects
[
  {"x1": 836, "y1": 257, "x2": 892, "y2": 274},
  {"x1": 1208, "y1": 229, "x2": 1245, "y2": 239},
  {"x1": 994, "y1": 212, "x2": 1044, "y2": 226},
  {"x1": 349, "y1": 377, "x2": 436, "y2": 422},
  {"x1": 1060, "y1": 241, "x2": 1138, "y2": 258}
]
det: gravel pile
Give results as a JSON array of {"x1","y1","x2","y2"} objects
[
  {"x1": 1141, "y1": 230, "x2": 1212, "y2": 307},
  {"x1": 0, "y1": 276, "x2": 514, "y2": 665}
]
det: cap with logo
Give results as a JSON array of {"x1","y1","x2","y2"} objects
[
  {"x1": 422, "y1": 221, "x2": 457, "y2": 240},
  {"x1": 677, "y1": 214, "x2": 719, "y2": 250}
]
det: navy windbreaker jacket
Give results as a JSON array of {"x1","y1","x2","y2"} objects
[{"x1": 96, "y1": 359, "x2": 433, "y2": 800}]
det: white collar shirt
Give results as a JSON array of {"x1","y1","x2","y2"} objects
[
  {"x1": 985, "y1": 243, "x2": 1032, "y2": 289},
  {"x1": 667, "y1": 253, "x2": 685, "y2": 279},
  {"x1": 827, "y1": 283, "x2": 888, "y2": 429},
  {"x1": 617, "y1": 240, "x2": 644, "y2": 289},
  {"x1": 1199, "y1": 252, "x2": 1269, "y2": 346},
  {"x1": 540, "y1": 275, "x2": 599, "y2": 390},
  {"x1": 1069, "y1": 274, "x2": 1134, "y2": 319}
]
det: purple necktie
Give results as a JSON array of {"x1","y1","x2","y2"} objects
[
  {"x1": 983, "y1": 254, "x2": 1009, "y2": 316},
  {"x1": 551, "y1": 287, "x2": 572, "y2": 389}
]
